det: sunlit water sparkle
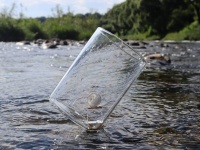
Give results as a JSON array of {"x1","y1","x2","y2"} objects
[{"x1": 0, "y1": 42, "x2": 200, "y2": 149}]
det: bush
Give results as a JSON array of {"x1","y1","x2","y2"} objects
[
  {"x1": 163, "y1": 21, "x2": 200, "y2": 41},
  {"x1": 18, "y1": 19, "x2": 47, "y2": 40},
  {"x1": 0, "y1": 19, "x2": 25, "y2": 41}
]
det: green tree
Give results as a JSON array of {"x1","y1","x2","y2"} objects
[
  {"x1": 185, "y1": 0, "x2": 200, "y2": 24},
  {"x1": 101, "y1": 0, "x2": 141, "y2": 36},
  {"x1": 140, "y1": 0, "x2": 194, "y2": 37}
]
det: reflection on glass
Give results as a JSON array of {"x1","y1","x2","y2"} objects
[{"x1": 49, "y1": 27, "x2": 146, "y2": 131}]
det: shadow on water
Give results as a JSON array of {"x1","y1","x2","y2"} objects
[{"x1": 0, "y1": 42, "x2": 200, "y2": 149}]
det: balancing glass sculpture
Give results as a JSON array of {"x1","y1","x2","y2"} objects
[{"x1": 49, "y1": 27, "x2": 146, "y2": 131}]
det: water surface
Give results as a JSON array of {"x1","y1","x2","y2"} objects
[{"x1": 0, "y1": 41, "x2": 200, "y2": 149}]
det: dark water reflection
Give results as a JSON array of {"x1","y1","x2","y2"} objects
[{"x1": 0, "y1": 42, "x2": 200, "y2": 149}]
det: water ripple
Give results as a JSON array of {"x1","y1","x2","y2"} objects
[{"x1": 1, "y1": 42, "x2": 200, "y2": 149}]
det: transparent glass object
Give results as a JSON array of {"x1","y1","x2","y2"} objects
[{"x1": 49, "y1": 27, "x2": 146, "y2": 131}]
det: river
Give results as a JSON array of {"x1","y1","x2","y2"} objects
[{"x1": 0, "y1": 41, "x2": 200, "y2": 149}]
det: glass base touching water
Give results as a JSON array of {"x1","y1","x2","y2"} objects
[
  {"x1": 50, "y1": 98, "x2": 103, "y2": 130},
  {"x1": 49, "y1": 27, "x2": 146, "y2": 130}
]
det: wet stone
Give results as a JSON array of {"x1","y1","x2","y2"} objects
[{"x1": 154, "y1": 127, "x2": 179, "y2": 134}]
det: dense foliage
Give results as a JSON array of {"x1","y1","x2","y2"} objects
[
  {"x1": 0, "y1": 4, "x2": 101, "y2": 41},
  {"x1": 0, "y1": 0, "x2": 200, "y2": 41},
  {"x1": 102, "y1": 0, "x2": 200, "y2": 40}
]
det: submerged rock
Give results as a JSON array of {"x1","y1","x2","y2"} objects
[
  {"x1": 126, "y1": 41, "x2": 148, "y2": 49},
  {"x1": 154, "y1": 127, "x2": 178, "y2": 134},
  {"x1": 160, "y1": 43, "x2": 170, "y2": 47},
  {"x1": 34, "y1": 39, "x2": 44, "y2": 45},
  {"x1": 59, "y1": 40, "x2": 69, "y2": 46},
  {"x1": 128, "y1": 41, "x2": 140, "y2": 46},
  {"x1": 41, "y1": 41, "x2": 57, "y2": 49},
  {"x1": 144, "y1": 53, "x2": 171, "y2": 66}
]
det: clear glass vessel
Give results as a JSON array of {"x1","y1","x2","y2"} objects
[{"x1": 49, "y1": 27, "x2": 146, "y2": 131}]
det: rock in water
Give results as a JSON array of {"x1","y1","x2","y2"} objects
[
  {"x1": 88, "y1": 93, "x2": 101, "y2": 109},
  {"x1": 144, "y1": 53, "x2": 171, "y2": 66}
]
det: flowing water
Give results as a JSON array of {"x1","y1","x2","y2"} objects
[{"x1": 0, "y1": 41, "x2": 200, "y2": 149}]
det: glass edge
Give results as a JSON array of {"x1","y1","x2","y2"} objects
[
  {"x1": 49, "y1": 98, "x2": 88, "y2": 129},
  {"x1": 97, "y1": 27, "x2": 146, "y2": 63}
]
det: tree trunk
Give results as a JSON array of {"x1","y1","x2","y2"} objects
[
  {"x1": 195, "y1": 6, "x2": 200, "y2": 24},
  {"x1": 193, "y1": 3, "x2": 200, "y2": 24}
]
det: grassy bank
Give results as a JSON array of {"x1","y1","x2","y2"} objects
[
  {"x1": 163, "y1": 21, "x2": 200, "y2": 41},
  {"x1": 122, "y1": 22, "x2": 200, "y2": 41},
  {"x1": 2, "y1": 18, "x2": 200, "y2": 42},
  {"x1": 0, "y1": 11, "x2": 101, "y2": 41},
  {"x1": 1, "y1": 15, "x2": 200, "y2": 42}
]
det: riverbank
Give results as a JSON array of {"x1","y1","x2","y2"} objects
[
  {"x1": 13, "y1": 38, "x2": 200, "y2": 50},
  {"x1": 122, "y1": 21, "x2": 200, "y2": 42}
]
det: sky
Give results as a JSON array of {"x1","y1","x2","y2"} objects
[{"x1": 0, "y1": 0, "x2": 126, "y2": 18}]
